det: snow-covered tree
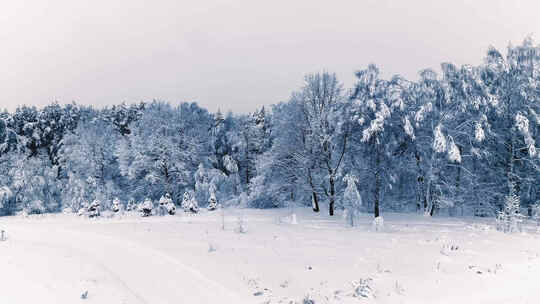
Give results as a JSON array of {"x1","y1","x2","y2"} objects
[
  {"x1": 112, "y1": 197, "x2": 122, "y2": 213},
  {"x1": 181, "y1": 191, "x2": 199, "y2": 213},
  {"x1": 350, "y1": 65, "x2": 409, "y2": 217},
  {"x1": 496, "y1": 186, "x2": 523, "y2": 233},
  {"x1": 88, "y1": 199, "x2": 101, "y2": 218},
  {"x1": 126, "y1": 198, "x2": 137, "y2": 211},
  {"x1": 295, "y1": 72, "x2": 349, "y2": 215},
  {"x1": 159, "y1": 193, "x2": 174, "y2": 215},
  {"x1": 207, "y1": 190, "x2": 218, "y2": 211},
  {"x1": 342, "y1": 174, "x2": 362, "y2": 227},
  {"x1": 0, "y1": 118, "x2": 18, "y2": 156},
  {"x1": 59, "y1": 118, "x2": 121, "y2": 211},
  {"x1": 116, "y1": 101, "x2": 213, "y2": 204},
  {"x1": 480, "y1": 39, "x2": 540, "y2": 212},
  {"x1": 139, "y1": 198, "x2": 153, "y2": 217}
]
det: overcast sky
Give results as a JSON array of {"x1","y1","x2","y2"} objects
[{"x1": 1, "y1": 0, "x2": 538, "y2": 113}]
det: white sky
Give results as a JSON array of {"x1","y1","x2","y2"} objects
[{"x1": 1, "y1": 0, "x2": 538, "y2": 113}]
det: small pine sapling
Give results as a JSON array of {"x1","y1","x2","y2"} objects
[
  {"x1": 182, "y1": 191, "x2": 192, "y2": 212},
  {"x1": 496, "y1": 188, "x2": 523, "y2": 233},
  {"x1": 166, "y1": 201, "x2": 176, "y2": 215},
  {"x1": 138, "y1": 198, "x2": 153, "y2": 217},
  {"x1": 189, "y1": 194, "x2": 199, "y2": 213},
  {"x1": 112, "y1": 197, "x2": 121, "y2": 213},
  {"x1": 88, "y1": 200, "x2": 101, "y2": 218},
  {"x1": 207, "y1": 191, "x2": 218, "y2": 211},
  {"x1": 126, "y1": 198, "x2": 137, "y2": 211},
  {"x1": 159, "y1": 193, "x2": 174, "y2": 215}
]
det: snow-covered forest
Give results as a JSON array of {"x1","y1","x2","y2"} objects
[
  {"x1": 1, "y1": 39, "x2": 538, "y2": 221},
  {"x1": 1, "y1": 39, "x2": 540, "y2": 304}
]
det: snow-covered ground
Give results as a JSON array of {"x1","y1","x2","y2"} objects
[{"x1": 1, "y1": 208, "x2": 539, "y2": 304}]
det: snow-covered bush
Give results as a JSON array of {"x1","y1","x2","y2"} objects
[
  {"x1": 88, "y1": 200, "x2": 101, "y2": 218},
  {"x1": 190, "y1": 196, "x2": 199, "y2": 213},
  {"x1": 181, "y1": 192, "x2": 190, "y2": 212},
  {"x1": 112, "y1": 197, "x2": 122, "y2": 213},
  {"x1": 343, "y1": 174, "x2": 362, "y2": 227},
  {"x1": 158, "y1": 193, "x2": 172, "y2": 216},
  {"x1": 166, "y1": 200, "x2": 176, "y2": 215},
  {"x1": 159, "y1": 193, "x2": 176, "y2": 215},
  {"x1": 351, "y1": 278, "x2": 374, "y2": 298},
  {"x1": 138, "y1": 198, "x2": 153, "y2": 217},
  {"x1": 126, "y1": 198, "x2": 137, "y2": 211},
  {"x1": 302, "y1": 294, "x2": 316, "y2": 304},
  {"x1": 182, "y1": 191, "x2": 199, "y2": 213},
  {"x1": 207, "y1": 192, "x2": 218, "y2": 211}
]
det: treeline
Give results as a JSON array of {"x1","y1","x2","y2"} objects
[{"x1": 0, "y1": 39, "x2": 538, "y2": 218}]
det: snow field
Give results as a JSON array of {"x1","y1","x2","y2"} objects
[{"x1": 1, "y1": 208, "x2": 539, "y2": 304}]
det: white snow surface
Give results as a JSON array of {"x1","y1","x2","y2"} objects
[{"x1": 1, "y1": 208, "x2": 539, "y2": 304}]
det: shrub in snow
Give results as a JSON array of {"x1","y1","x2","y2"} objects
[
  {"x1": 207, "y1": 192, "x2": 218, "y2": 211},
  {"x1": 182, "y1": 191, "x2": 199, "y2": 213},
  {"x1": 88, "y1": 200, "x2": 101, "y2": 218},
  {"x1": 343, "y1": 174, "x2": 362, "y2": 227},
  {"x1": 138, "y1": 198, "x2": 153, "y2": 217},
  {"x1": 158, "y1": 193, "x2": 174, "y2": 216},
  {"x1": 166, "y1": 201, "x2": 176, "y2": 215},
  {"x1": 351, "y1": 278, "x2": 374, "y2": 298},
  {"x1": 112, "y1": 198, "x2": 122, "y2": 213},
  {"x1": 302, "y1": 294, "x2": 316, "y2": 304},
  {"x1": 126, "y1": 198, "x2": 137, "y2": 211},
  {"x1": 181, "y1": 192, "x2": 190, "y2": 212},
  {"x1": 372, "y1": 216, "x2": 384, "y2": 231},
  {"x1": 496, "y1": 190, "x2": 524, "y2": 233}
]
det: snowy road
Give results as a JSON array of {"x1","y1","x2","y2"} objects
[{"x1": 0, "y1": 219, "x2": 249, "y2": 304}]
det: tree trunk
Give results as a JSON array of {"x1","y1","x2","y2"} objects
[
  {"x1": 374, "y1": 149, "x2": 381, "y2": 218},
  {"x1": 415, "y1": 152, "x2": 426, "y2": 213},
  {"x1": 329, "y1": 175, "x2": 335, "y2": 216},
  {"x1": 429, "y1": 198, "x2": 436, "y2": 216},
  {"x1": 374, "y1": 172, "x2": 380, "y2": 218},
  {"x1": 312, "y1": 192, "x2": 320, "y2": 212},
  {"x1": 308, "y1": 169, "x2": 319, "y2": 212}
]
